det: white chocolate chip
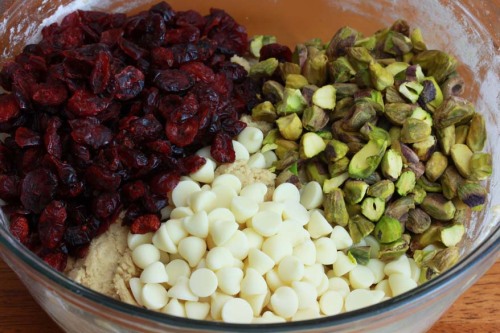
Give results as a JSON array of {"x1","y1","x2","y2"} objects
[
  {"x1": 129, "y1": 277, "x2": 144, "y2": 306},
  {"x1": 247, "y1": 152, "x2": 267, "y2": 169},
  {"x1": 172, "y1": 180, "x2": 201, "y2": 207},
  {"x1": 300, "y1": 181, "x2": 324, "y2": 210},
  {"x1": 366, "y1": 259, "x2": 386, "y2": 284},
  {"x1": 140, "y1": 261, "x2": 169, "y2": 284},
  {"x1": 262, "y1": 150, "x2": 278, "y2": 169},
  {"x1": 319, "y1": 290, "x2": 343, "y2": 315},
  {"x1": 314, "y1": 237, "x2": 338, "y2": 265},
  {"x1": 333, "y1": 251, "x2": 357, "y2": 277},
  {"x1": 247, "y1": 248, "x2": 275, "y2": 275},
  {"x1": 170, "y1": 207, "x2": 194, "y2": 219},
  {"x1": 277, "y1": 256, "x2": 304, "y2": 283},
  {"x1": 242, "y1": 228, "x2": 264, "y2": 250},
  {"x1": 189, "y1": 190, "x2": 217, "y2": 213},
  {"x1": 344, "y1": 289, "x2": 377, "y2": 312},
  {"x1": 327, "y1": 277, "x2": 350, "y2": 298},
  {"x1": 349, "y1": 265, "x2": 375, "y2": 289},
  {"x1": 132, "y1": 244, "x2": 161, "y2": 269},
  {"x1": 165, "y1": 259, "x2": 191, "y2": 286},
  {"x1": 189, "y1": 268, "x2": 218, "y2": 297},
  {"x1": 185, "y1": 301, "x2": 210, "y2": 320},
  {"x1": 212, "y1": 174, "x2": 242, "y2": 194},
  {"x1": 307, "y1": 210, "x2": 333, "y2": 239},
  {"x1": 293, "y1": 239, "x2": 317, "y2": 266},
  {"x1": 167, "y1": 276, "x2": 199, "y2": 301},
  {"x1": 231, "y1": 196, "x2": 259, "y2": 224},
  {"x1": 384, "y1": 255, "x2": 411, "y2": 277},
  {"x1": 216, "y1": 267, "x2": 244, "y2": 295},
  {"x1": 241, "y1": 268, "x2": 268, "y2": 295},
  {"x1": 206, "y1": 247, "x2": 234, "y2": 271},
  {"x1": 251, "y1": 210, "x2": 282, "y2": 237},
  {"x1": 262, "y1": 235, "x2": 293, "y2": 264},
  {"x1": 141, "y1": 283, "x2": 169, "y2": 310},
  {"x1": 237, "y1": 126, "x2": 264, "y2": 154},
  {"x1": 161, "y1": 298, "x2": 185, "y2": 317},
  {"x1": 270, "y1": 286, "x2": 299, "y2": 319},
  {"x1": 165, "y1": 219, "x2": 188, "y2": 245},
  {"x1": 178, "y1": 236, "x2": 207, "y2": 267},
  {"x1": 183, "y1": 211, "x2": 209, "y2": 238},
  {"x1": 273, "y1": 182, "x2": 301, "y2": 203},
  {"x1": 210, "y1": 219, "x2": 238, "y2": 246},
  {"x1": 222, "y1": 230, "x2": 250, "y2": 260},
  {"x1": 291, "y1": 281, "x2": 318, "y2": 310},
  {"x1": 211, "y1": 186, "x2": 238, "y2": 209},
  {"x1": 232, "y1": 140, "x2": 250, "y2": 161},
  {"x1": 127, "y1": 232, "x2": 153, "y2": 251},
  {"x1": 388, "y1": 273, "x2": 418, "y2": 296},
  {"x1": 330, "y1": 226, "x2": 353, "y2": 250},
  {"x1": 240, "y1": 182, "x2": 268, "y2": 203},
  {"x1": 221, "y1": 298, "x2": 254, "y2": 323},
  {"x1": 208, "y1": 208, "x2": 236, "y2": 225}
]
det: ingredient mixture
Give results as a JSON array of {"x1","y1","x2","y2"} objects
[{"x1": 1, "y1": 1, "x2": 492, "y2": 324}]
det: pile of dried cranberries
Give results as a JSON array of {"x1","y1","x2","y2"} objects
[{"x1": 0, "y1": 2, "x2": 263, "y2": 270}]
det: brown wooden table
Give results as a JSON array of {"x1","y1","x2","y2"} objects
[{"x1": 0, "y1": 258, "x2": 498, "y2": 332}]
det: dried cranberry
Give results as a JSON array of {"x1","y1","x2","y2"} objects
[
  {"x1": 149, "y1": 171, "x2": 180, "y2": 195},
  {"x1": 175, "y1": 10, "x2": 206, "y2": 29},
  {"x1": 180, "y1": 62, "x2": 215, "y2": 83},
  {"x1": 71, "y1": 122, "x2": 113, "y2": 149},
  {"x1": 151, "y1": 47, "x2": 174, "y2": 69},
  {"x1": 127, "y1": 114, "x2": 163, "y2": 142},
  {"x1": 85, "y1": 165, "x2": 120, "y2": 191},
  {"x1": 20, "y1": 168, "x2": 58, "y2": 214},
  {"x1": 130, "y1": 214, "x2": 161, "y2": 234},
  {"x1": 153, "y1": 69, "x2": 194, "y2": 93},
  {"x1": 32, "y1": 83, "x2": 68, "y2": 106},
  {"x1": 118, "y1": 37, "x2": 148, "y2": 60},
  {"x1": 123, "y1": 180, "x2": 147, "y2": 201},
  {"x1": 67, "y1": 90, "x2": 111, "y2": 117},
  {"x1": 0, "y1": 94, "x2": 21, "y2": 123},
  {"x1": 14, "y1": 127, "x2": 41, "y2": 148},
  {"x1": 259, "y1": 43, "x2": 292, "y2": 62},
  {"x1": 165, "y1": 117, "x2": 199, "y2": 147},
  {"x1": 211, "y1": 132, "x2": 235, "y2": 163},
  {"x1": 92, "y1": 192, "x2": 121, "y2": 219},
  {"x1": 114, "y1": 66, "x2": 145, "y2": 100},
  {"x1": 150, "y1": 1, "x2": 176, "y2": 23},
  {"x1": 41, "y1": 251, "x2": 67, "y2": 271},
  {"x1": 178, "y1": 155, "x2": 206, "y2": 174},
  {"x1": 38, "y1": 200, "x2": 67, "y2": 249},
  {"x1": 165, "y1": 25, "x2": 200, "y2": 44},
  {"x1": 90, "y1": 51, "x2": 112, "y2": 94},
  {"x1": 9, "y1": 215, "x2": 30, "y2": 244},
  {"x1": 0, "y1": 175, "x2": 20, "y2": 201}
]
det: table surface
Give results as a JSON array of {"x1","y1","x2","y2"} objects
[{"x1": 0, "y1": 258, "x2": 498, "y2": 333}]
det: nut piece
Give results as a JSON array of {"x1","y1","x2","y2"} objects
[
  {"x1": 440, "y1": 224, "x2": 465, "y2": 247},
  {"x1": 367, "y1": 180, "x2": 395, "y2": 202},
  {"x1": 411, "y1": 50, "x2": 457, "y2": 83},
  {"x1": 348, "y1": 247, "x2": 371, "y2": 265},
  {"x1": 454, "y1": 125, "x2": 469, "y2": 144},
  {"x1": 425, "y1": 152, "x2": 448, "y2": 182},
  {"x1": 465, "y1": 113, "x2": 486, "y2": 152},
  {"x1": 312, "y1": 85, "x2": 337, "y2": 110},
  {"x1": 302, "y1": 48, "x2": 329, "y2": 86},
  {"x1": 329, "y1": 57, "x2": 356, "y2": 83},
  {"x1": 252, "y1": 101, "x2": 277, "y2": 122},
  {"x1": 276, "y1": 114, "x2": 303, "y2": 141},
  {"x1": 450, "y1": 143, "x2": 473, "y2": 178},
  {"x1": 250, "y1": 58, "x2": 279, "y2": 77},
  {"x1": 326, "y1": 26, "x2": 361, "y2": 58},
  {"x1": 436, "y1": 126, "x2": 455, "y2": 156},
  {"x1": 302, "y1": 105, "x2": 329, "y2": 132},
  {"x1": 277, "y1": 88, "x2": 308, "y2": 114},
  {"x1": 323, "y1": 189, "x2": 349, "y2": 227},
  {"x1": 378, "y1": 237, "x2": 410, "y2": 261},
  {"x1": 328, "y1": 157, "x2": 350, "y2": 177},
  {"x1": 285, "y1": 74, "x2": 309, "y2": 89},
  {"x1": 305, "y1": 160, "x2": 329, "y2": 185},
  {"x1": 395, "y1": 170, "x2": 416, "y2": 196},
  {"x1": 369, "y1": 61, "x2": 394, "y2": 91},
  {"x1": 381, "y1": 149, "x2": 403, "y2": 181},
  {"x1": 300, "y1": 132, "x2": 327, "y2": 159},
  {"x1": 385, "y1": 196, "x2": 415, "y2": 220},
  {"x1": 457, "y1": 181, "x2": 487, "y2": 211},
  {"x1": 361, "y1": 197, "x2": 385, "y2": 222},
  {"x1": 400, "y1": 118, "x2": 431, "y2": 144},
  {"x1": 433, "y1": 96, "x2": 475, "y2": 129},
  {"x1": 406, "y1": 208, "x2": 431, "y2": 234},
  {"x1": 429, "y1": 247, "x2": 460, "y2": 273},
  {"x1": 262, "y1": 80, "x2": 285, "y2": 103},
  {"x1": 374, "y1": 216, "x2": 403, "y2": 244},
  {"x1": 348, "y1": 139, "x2": 388, "y2": 179},
  {"x1": 343, "y1": 180, "x2": 369, "y2": 204},
  {"x1": 421, "y1": 193, "x2": 456, "y2": 221},
  {"x1": 348, "y1": 215, "x2": 375, "y2": 244},
  {"x1": 469, "y1": 153, "x2": 492, "y2": 181},
  {"x1": 440, "y1": 166, "x2": 464, "y2": 200},
  {"x1": 324, "y1": 139, "x2": 349, "y2": 163}
]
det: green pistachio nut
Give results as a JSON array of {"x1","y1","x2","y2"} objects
[
  {"x1": 346, "y1": 47, "x2": 374, "y2": 71},
  {"x1": 418, "y1": 77, "x2": 444, "y2": 112},
  {"x1": 411, "y1": 226, "x2": 441, "y2": 251},
  {"x1": 378, "y1": 237, "x2": 409, "y2": 261},
  {"x1": 300, "y1": 84, "x2": 318, "y2": 105},
  {"x1": 274, "y1": 150, "x2": 299, "y2": 171},
  {"x1": 452, "y1": 198, "x2": 472, "y2": 225},
  {"x1": 328, "y1": 57, "x2": 356, "y2": 83},
  {"x1": 302, "y1": 50, "x2": 329, "y2": 86},
  {"x1": 285, "y1": 73, "x2": 309, "y2": 89},
  {"x1": 395, "y1": 170, "x2": 416, "y2": 196},
  {"x1": 262, "y1": 128, "x2": 279, "y2": 146},
  {"x1": 275, "y1": 169, "x2": 302, "y2": 188},
  {"x1": 323, "y1": 172, "x2": 350, "y2": 193},
  {"x1": 385, "y1": 62, "x2": 410, "y2": 77},
  {"x1": 450, "y1": 143, "x2": 473, "y2": 178},
  {"x1": 343, "y1": 180, "x2": 369, "y2": 204},
  {"x1": 311, "y1": 84, "x2": 337, "y2": 110},
  {"x1": 300, "y1": 132, "x2": 327, "y2": 159},
  {"x1": 399, "y1": 81, "x2": 423, "y2": 103},
  {"x1": 384, "y1": 103, "x2": 415, "y2": 126},
  {"x1": 411, "y1": 50, "x2": 458, "y2": 83},
  {"x1": 411, "y1": 107, "x2": 433, "y2": 127},
  {"x1": 385, "y1": 196, "x2": 415, "y2": 220},
  {"x1": 301, "y1": 105, "x2": 329, "y2": 132},
  {"x1": 466, "y1": 113, "x2": 486, "y2": 152},
  {"x1": 250, "y1": 35, "x2": 277, "y2": 57},
  {"x1": 433, "y1": 96, "x2": 475, "y2": 129},
  {"x1": 305, "y1": 160, "x2": 329, "y2": 185},
  {"x1": 355, "y1": 68, "x2": 372, "y2": 88},
  {"x1": 276, "y1": 114, "x2": 303, "y2": 141},
  {"x1": 292, "y1": 43, "x2": 308, "y2": 68},
  {"x1": 275, "y1": 138, "x2": 299, "y2": 160},
  {"x1": 252, "y1": 101, "x2": 277, "y2": 122},
  {"x1": 344, "y1": 100, "x2": 378, "y2": 131},
  {"x1": 326, "y1": 26, "x2": 362, "y2": 58},
  {"x1": 385, "y1": 86, "x2": 406, "y2": 103},
  {"x1": 249, "y1": 57, "x2": 279, "y2": 77},
  {"x1": 374, "y1": 216, "x2": 403, "y2": 244},
  {"x1": 277, "y1": 88, "x2": 308, "y2": 115},
  {"x1": 469, "y1": 153, "x2": 492, "y2": 181},
  {"x1": 440, "y1": 73, "x2": 465, "y2": 99},
  {"x1": 355, "y1": 36, "x2": 377, "y2": 51},
  {"x1": 410, "y1": 185, "x2": 427, "y2": 204},
  {"x1": 406, "y1": 208, "x2": 432, "y2": 234},
  {"x1": 348, "y1": 139, "x2": 388, "y2": 179},
  {"x1": 361, "y1": 197, "x2": 386, "y2": 222},
  {"x1": 436, "y1": 126, "x2": 456, "y2": 156},
  {"x1": 328, "y1": 156, "x2": 350, "y2": 177},
  {"x1": 412, "y1": 135, "x2": 436, "y2": 161},
  {"x1": 331, "y1": 120, "x2": 365, "y2": 144},
  {"x1": 348, "y1": 215, "x2": 375, "y2": 243},
  {"x1": 400, "y1": 118, "x2": 432, "y2": 144},
  {"x1": 333, "y1": 83, "x2": 360, "y2": 99},
  {"x1": 367, "y1": 180, "x2": 395, "y2": 202},
  {"x1": 324, "y1": 139, "x2": 349, "y2": 163},
  {"x1": 440, "y1": 224, "x2": 465, "y2": 247},
  {"x1": 369, "y1": 61, "x2": 394, "y2": 91},
  {"x1": 381, "y1": 149, "x2": 403, "y2": 181},
  {"x1": 262, "y1": 80, "x2": 285, "y2": 103},
  {"x1": 280, "y1": 62, "x2": 302, "y2": 81},
  {"x1": 454, "y1": 125, "x2": 469, "y2": 144},
  {"x1": 429, "y1": 247, "x2": 460, "y2": 273},
  {"x1": 383, "y1": 30, "x2": 413, "y2": 55},
  {"x1": 410, "y1": 28, "x2": 427, "y2": 52},
  {"x1": 421, "y1": 193, "x2": 456, "y2": 221},
  {"x1": 440, "y1": 166, "x2": 464, "y2": 200},
  {"x1": 425, "y1": 151, "x2": 448, "y2": 182},
  {"x1": 457, "y1": 181, "x2": 487, "y2": 211},
  {"x1": 324, "y1": 188, "x2": 349, "y2": 226},
  {"x1": 363, "y1": 171, "x2": 383, "y2": 185},
  {"x1": 416, "y1": 175, "x2": 442, "y2": 193},
  {"x1": 348, "y1": 247, "x2": 371, "y2": 265}
]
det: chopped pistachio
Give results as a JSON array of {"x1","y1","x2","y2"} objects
[
  {"x1": 274, "y1": 150, "x2": 299, "y2": 171},
  {"x1": 277, "y1": 88, "x2": 308, "y2": 114},
  {"x1": 383, "y1": 30, "x2": 413, "y2": 55},
  {"x1": 316, "y1": 130, "x2": 333, "y2": 140},
  {"x1": 361, "y1": 197, "x2": 385, "y2": 222},
  {"x1": 343, "y1": 180, "x2": 369, "y2": 204},
  {"x1": 411, "y1": 226, "x2": 441, "y2": 251},
  {"x1": 412, "y1": 135, "x2": 436, "y2": 161},
  {"x1": 262, "y1": 80, "x2": 285, "y2": 103},
  {"x1": 381, "y1": 149, "x2": 403, "y2": 181},
  {"x1": 410, "y1": 28, "x2": 427, "y2": 52},
  {"x1": 323, "y1": 172, "x2": 350, "y2": 193},
  {"x1": 440, "y1": 166, "x2": 464, "y2": 200},
  {"x1": 300, "y1": 84, "x2": 318, "y2": 105},
  {"x1": 312, "y1": 85, "x2": 337, "y2": 110},
  {"x1": 395, "y1": 170, "x2": 416, "y2": 196},
  {"x1": 411, "y1": 107, "x2": 433, "y2": 127},
  {"x1": 305, "y1": 160, "x2": 329, "y2": 185},
  {"x1": 440, "y1": 73, "x2": 465, "y2": 99},
  {"x1": 398, "y1": 81, "x2": 424, "y2": 103},
  {"x1": 348, "y1": 247, "x2": 371, "y2": 265},
  {"x1": 328, "y1": 57, "x2": 356, "y2": 83},
  {"x1": 369, "y1": 61, "x2": 394, "y2": 91},
  {"x1": 346, "y1": 203, "x2": 362, "y2": 218},
  {"x1": 326, "y1": 26, "x2": 362, "y2": 58},
  {"x1": 421, "y1": 193, "x2": 456, "y2": 221},
  {"x1": 454, "y1": 125, "x2": 469, "y2": 144},
  {"x1": 433, "y1": 96, "x2": 475, "y2": 129},
  {"x1": 457, "y1": 181, "x2": 487, "y2": 211},
  {"x1": 367, "y1": 180, "x2": 395, "y2": 202},
  {"x1": 263, "y1": 128, "x2": 279, "y2": 146},
  {"x1": 324, "y1": 189, "x2": 349, "y2": 226},
  {"x1": 331, "y1": 120, "x2": 365, "y2": 144},
  {"x1": 440, "y1": 224, "x2": 465, "y2": 247},
  {"x1": 425, "y1": 151, "x2": 448, "y2": 182},
  {"x1": 349, "y1": 215, "x2": 375, "y2": 243},
  {"x1": 416, "y1": 175, "x2": 442, "y2": 193},
  {"x1": 285, "y1": 74, "x2": 309, "y2": 89},
  {"x1": 385, "y1": 86, "x2": 407, "y2": 103},
  {"x1": 452, "y1": 198, "x2": 472, "y2": 225},
  {"x1": 363, "y1": 171, "x2": 383, "y2": 185},
  {"x1": 378, "y1": 237, "x2": 409, "y2": 261},
  {"x1": 355, "y1": 68, "x2": 372, "y2": 88},
  {"x1": 292, "y1": 43, "x2": 308, "y2": 68},
  {"x1": 346, "y1": 47, "x2": 374, "y2": 71},
  {"x1": 385, "y1": 196, "x2": 415, "y2": 220},
  {"x1": 355, "y1": 36, "x2": 377, "y2": 51},
  {"x1": 385, "y1": 62, "x2": 410, "y2": 77},
  {"x1": 405, "y1": 65, "x2": 425, "y2": 83},
  {"x1": 410, "y1": 185, "x2": 427, "y2": 204},
  {"x1": 419, "y1": 266, "x2": 439, "y2": 283},
  {"x1": 384, "y1": 103, "x2": 415, "y2": 125},
  {"x1": 436, "y1": 126, "x2": 456, "y2": 156},
  {"x1": 469, "y1": 153, "x2": 493, "y2": 181},
  {"x1": 418, "y1": 77, "x2": 444, "y2": 112},
  {"x1": 302, "y1": 105, "x2": 329, "y2": 131},
  {"x1": 302, "y1": 49, "x2": 328, "y2": 86},
  {"x1": 450, "y1": 143, "x2": 473, "y2": 178},
  {"x1": 275, "y1": 169, "x2": 302, "y2": 188},
  {"x1": 276, "y1": 114, "x2": 303, "y2": 141},
  {"x1": 374, "y1": 215, "x2": 403, "y2": 244},
  {"x1": 333, "y1": 83, "x2": 360, "y2": 99},
  {"x1": 348, "y1": 138, "x2": 388, "y2": 179},
  {"x1": 406, "y1": 208, "x2": 432, "y2": 234},
  {"x1": 399, "y1": 142, "x2": 420, "y2": 164},
  {"x1": 411, "y1": 50, "x2": 458, "y2": 83},
  {"x1": 344, "y1": 100, "x2": 377, "y2": 131},
  {"x1": 466, "y1": 113, "x2": 486, "y2": 152},
  {"x1": 300, "y1": 132, "x2": 326, "y2": 159},
  {"x1": 328, "y1": 156, "x2": 350, "y2": 177},
  {"x1": 252, "y1": 101, "x2": 277, "y2": 122},
  {"x1": 400, "y1": 118, "x2": 432, "y2": 143},
  {"x1": 324, "y1": 139, "x2": 349, "y2": 163},
  {"x1": 280, "y1": 62, "x2": 302, "y2": 81},
  {"x1": 428, "y1": 247, "x2": 460, "y2": 273},
  {"x1": 249, "y1": 35, "x2": 277, "y2": 57},
  {"x1": 249, "y1": 57, "x2": 279, "y2": 77},
  {"x1": 275, "y1": 138, "x2": 299, "y2": 159}
]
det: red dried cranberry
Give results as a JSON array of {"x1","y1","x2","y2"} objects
[
  {"x1": 44, "y1": 117, "x2": 63, "y2": 158},
  {"x1": 149, "y1": 171, "x2": 180, "y2": 195},
  {"x1": 123, "y1": 180, "x2": 147, "y2": 201},
  {"x1": 180, "y1": 62, "x2": 215, "y2": 83},
  {"x1": 71, "y1": 122, "x2": 113, "y2": 149},
  {"x1": 38, "y1": 200, "x2": 67, "y2": 249},
  {"x1": 151, "y1": 47, "x2": 174, "y2": 69},
  {"x1": 211, "y1": 132, "x2": 235, "y2": 163},
  {"x1": 0, "y1": 94, "x2": 21, "y2": 123},
  {"x1": 165, "y1": 25, "x2": 200, "y2": 44},
  {"x1": 259, "y1": 43, "x2": 292, "y2": 62},
  {"x1": 92, "y1": 192, "x2": 121, "y2": 219},
  {"x1": 118, "y1": 37, "x2": 148, "y2": 60},
  {"x1": 0, "y1": 175, "x2": 20, "y2": 201},
  {"x1": 85, "y1": 165, "x2": 120, "y2": 191},
  {"x1": 178, "y1": 155, "x2": 206, "y2": 174},
  {"x1": 165, "y1": 117, "x2": 199, "y2": 147},
  {"x1": 175, "y1": 10, "x2": 206, "y2": 29},
  {"x1": 154, "y1": 69, "x2": 194, "y2": 93},
  {"x1": 9, "y1": 215, "x2": 30, "y2": 244},
  {"x1": 130, "y1": 214, "x2": 161, "y2": 234},
  {"x1": 114, "y1": 66, "x2": 145, "y2": 100},
  {"x1": 41, "y1": 251, "x2": 67, "y2": 271},
  {"x1": 144, "y1": 140, "x2": 172, "y2": 155},
  {"x1": 20, "y1": 168, "x2": 58, "y2": 214},
  {"x1": 14, "y1": 127, "x2": 41, "y2": 148},
  {"x1": 32, "y1": 83, "x2": 68, "y2": 106},
  {"x1": 67, "y1": 90, "x2": 111, "y2": 117},
  {"x1": 127, "y1": 114, "x2": 162, "y2": 142},
  {"x1": 90, "y1": 51, "x2": 112, "y2": 94},
  {"x1": 150, "y1": 1, "x2": 176, "y2": 23}
]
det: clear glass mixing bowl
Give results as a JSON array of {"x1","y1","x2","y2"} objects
[{"x1": 0, "y1": 1, "x2": 499, "y2": 332}]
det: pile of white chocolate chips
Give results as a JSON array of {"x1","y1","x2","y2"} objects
[{"x1": 120, "y1": 125, "x2": 421, "y2": 323}]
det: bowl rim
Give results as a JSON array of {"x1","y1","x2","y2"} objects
[{"x1": 1, "y1": 208, "x2": 499, "y2": 331}]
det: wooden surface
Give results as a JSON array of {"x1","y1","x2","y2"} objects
[{"x1": 0, "y1": 259, "x2": 498, "y2": 332}]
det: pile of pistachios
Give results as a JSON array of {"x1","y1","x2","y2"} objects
[{"x1": 244, "y1": 20, "x2": 492, "y2": 283}]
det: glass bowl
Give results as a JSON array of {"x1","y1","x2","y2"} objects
[{"x1": 0, "y1": 0, "x2": 498, "y2": 332}]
